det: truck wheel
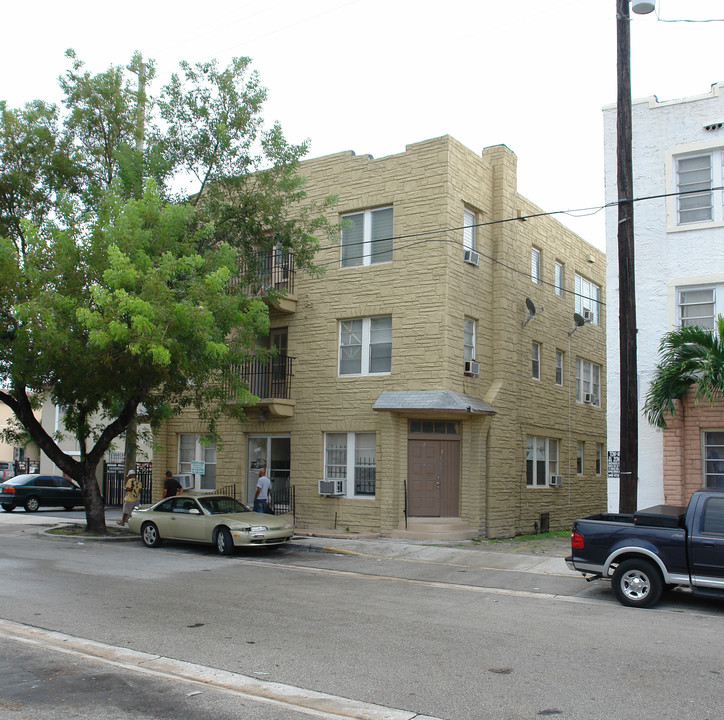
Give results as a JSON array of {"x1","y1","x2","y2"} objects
[{"x1": 612, "y1": 559, "x2": 663, "y2": 608}]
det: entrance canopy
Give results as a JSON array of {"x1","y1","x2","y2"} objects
[{"x1": 373, "y1": 390, "x2": 496, "y2": 417}]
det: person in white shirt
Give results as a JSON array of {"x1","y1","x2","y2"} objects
[{"x1": 253, "y1": 468, "x2": 271, "y2": 513}]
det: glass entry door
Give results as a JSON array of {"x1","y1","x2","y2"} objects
[{"x1": 246, "y1": 435, "x2": 291, "y2": 504}]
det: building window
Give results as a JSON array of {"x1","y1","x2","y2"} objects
[
  {"x1": 341, "y1": 207, "x2": 393, "y2": 267},
  {"x1": 575, "y1": 274, "x2": 601, "y2": 326},
  {"x1": 676, "y1": 153, "x2": 718, "y2": 225},
  {"x1": 463, "y1": 208, "x2": 476, "y2": 252},
  {"x1": 464, "y1": 317, "x2": 476, "y2": 363},
  {"x1": 575, "y1": 358, "x2": 601, "y2": 406},
  {"x1": 526, "y1": 436, "x2": 559, "y2": 487},
  {"x1": 678, "y1": 286, "x2": 716, "y2": 329},
  {"x1": 531, "y1": 247, "x2": 541, "y2": 284},
  {"x1": 339, "y1": 316, "x2": 392, "y2": 375},
  {"x1": 554, "y1": 262, "x2": 563, "y2": 296},
  {"x1": 703, "y1": 431, "x2": 724, "y2": 489},
  {"x1": 596, "y1": 444, "x2": 602, "y2": 475},
  {"x1": 555, "y1": 349, "x2": 564, "y2": 386},
  {"x1": 577, "y1": 442, "x2": 584, "y2": 475},
  {"x1": 179, "y1": 434, "x2": 217, "y2": 491},
  {"x1": 324, "y1": 432, "x2": 376, "y2": 496},
  {"x1": 532, "y1": 342, "x2": 540, "y2": 380}
]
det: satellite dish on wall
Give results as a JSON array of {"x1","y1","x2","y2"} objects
[
  {"x1": 573, "y1": 313, "x2": 586, "y2": 327},
  {"x1": 523, "y1": 297, "x2": 543, "y2": 327}
]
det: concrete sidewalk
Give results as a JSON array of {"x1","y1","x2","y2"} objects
[
  {"x1": 2, "y1": 508, "x2": 576, "y2": 576},
  {"x1": 292, "y1": 532, "x2": 576, "y2": 576}
]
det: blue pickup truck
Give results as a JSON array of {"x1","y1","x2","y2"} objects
[{"x1": 566, "y1": 488, "x2": 724, "y2": 608}]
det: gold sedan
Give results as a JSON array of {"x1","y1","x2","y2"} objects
[{"x1": 128, "y1": 494, "x2": 294, "y2": 554}]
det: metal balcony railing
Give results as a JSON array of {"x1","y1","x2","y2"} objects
[
  {"x1": 235, "y1": 249, "x2": 295, "y2": 296},
  {"x1": 236, "y1": 356, "x2": 294, "y2": 400}
]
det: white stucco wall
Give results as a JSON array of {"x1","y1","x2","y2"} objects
[{"x1": 604, "y1": 82, "x2": 724, "y2": 511}]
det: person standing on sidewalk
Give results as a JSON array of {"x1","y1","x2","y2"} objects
[
  {"x1": 253, "y1": 468, "x2": 271, "y2": 513},
  {"x1": 163, "y1": 470, "x2": 183, "y2": 498},
  {"x1": 118, "y1": 470, "x2": 142, "y2": 526}
]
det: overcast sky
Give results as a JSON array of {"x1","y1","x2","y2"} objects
[{"x1": 3, "y1": 0, "x2": 724, "y2": 251}]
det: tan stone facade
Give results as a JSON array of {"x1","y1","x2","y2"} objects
[{"x1": 153, "y1": 136, "x2": 607, "y2": 537}]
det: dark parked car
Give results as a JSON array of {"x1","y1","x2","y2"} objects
[{"x1": 0, "y1": 474, "x2": 84, "y2": 513}]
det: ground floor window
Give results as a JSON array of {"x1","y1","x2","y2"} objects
[
  {"x1": 178, "y1": 434, "x2": 217, "y2": 490},
  {"x1": 324, "y1": 432, "x2": 376, "y2": 497},
  {"x1": 703, "y1": 431, "x2": 724, "y2": 489},
  {"x1": 526, "y1": 436, "x2": 558, "y2": 487}
]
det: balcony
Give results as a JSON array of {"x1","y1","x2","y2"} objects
[
  {"x1": 233, "y1": 356, "x2": 295, "y2": 419},
  {"x1": 236, "y1": 250, "x2": 297, "y2": 314}
]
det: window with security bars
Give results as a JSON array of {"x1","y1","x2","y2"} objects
[
  {"x1": 324, "y1": 432, "x2": 376, "y2": 496},
  {"x1": 341, "y1": 207, "x2": 393, "y2": 267}
]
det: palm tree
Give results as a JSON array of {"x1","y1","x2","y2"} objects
[{"x1": 644, "y1": 316, "x2": 724, "y2": 429}]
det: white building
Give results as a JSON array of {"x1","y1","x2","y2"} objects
[{"x1": 604, "y1": 82, "x2": 724, "y2": 510}]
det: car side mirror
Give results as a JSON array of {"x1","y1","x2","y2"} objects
[{"x1": 188, "y1": 508, "x2": 201, "y2": 515}]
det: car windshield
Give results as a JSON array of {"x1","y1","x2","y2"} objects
[{"x1": 198, "y1": 496, "x2": 252, "y2": 515}]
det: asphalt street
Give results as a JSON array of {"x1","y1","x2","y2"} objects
[{"x1": 1, "y1": 507, "x2": 723, "y2": 720}]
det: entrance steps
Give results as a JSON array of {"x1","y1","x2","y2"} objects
[{"x1": 389, "y1": 517, "x2": 477, "y2": 541}]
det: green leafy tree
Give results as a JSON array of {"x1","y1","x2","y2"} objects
[
  {"x1": 643, "y1": 318, "x2": 724, "y2": 429},
  {"x1": 0, "y1": 52, "x2": 334, "y2": 532}
]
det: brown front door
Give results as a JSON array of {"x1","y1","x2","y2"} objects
[{"x1": 408, "y1": 439, "x2": 460, "y2": 517}]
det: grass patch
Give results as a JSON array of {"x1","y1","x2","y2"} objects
[{"x1": 472, "y1": 529, "x2": 570, "y2": 544}]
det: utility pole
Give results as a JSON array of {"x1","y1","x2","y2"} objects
[
  {"x1": 616, "y1": 0, "x2": 655, "y2": 511},
  {"x1": 617, "y1": 0, "x2": 638, "y2": 513}
]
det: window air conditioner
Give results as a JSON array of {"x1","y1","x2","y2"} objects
[
  {"x1": 582, "y1": 309, "x2": 593, "y2": 322},
  {"x1": 549, "y1": 475, "x2": 563, "y2": 487},
  {"x1": 583, "y1": 393, "x2": 595, "y2": 404},
  {"x1": 318, "y1": 479, "x2": 346, "y2": 496},
  {"x1": 464, "y1": 249, "x2": 480, "y2": 266},
  {"x1": 175, "y1": 474, "x2": 194, "y2": 490},
  {"x1": 464, "y1": 360, "x2": 480, "y2": 376}
]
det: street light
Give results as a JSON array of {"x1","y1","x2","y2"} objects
[{"x1": 616, "y1": 0, "x2": 654, "y2": 513}]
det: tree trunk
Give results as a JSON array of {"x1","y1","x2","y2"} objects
[{"x1": 79, "y1": 465, "x2": 107, "y2": 534}]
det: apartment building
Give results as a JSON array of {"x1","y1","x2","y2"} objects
[
  {"x1": 154, "y1": 135, "x2": 606, "y2": 538},
  {"x1": 604, "y1": 83, "x2": 724, "y2": 510}
]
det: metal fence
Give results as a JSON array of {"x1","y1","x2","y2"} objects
[{"x1": 103, "y1": 462, "x2": 153, "y2": 507}]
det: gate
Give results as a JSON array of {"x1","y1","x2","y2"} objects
[{"x1": 103, "y1": 462, "x2": 153, "y2": 507}]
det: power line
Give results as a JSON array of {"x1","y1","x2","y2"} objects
[{"x1": 310, "y1": 183, "x2": 724, "y2": 302}]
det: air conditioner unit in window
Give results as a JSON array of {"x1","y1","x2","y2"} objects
[
  {"x1": 582, "y1": 309, "x2": 593, "y2": 322},
  {"x1": 464, "y1": 249, "x2": 480, "y2": 266},
  {"x1": 175, "y1": 474, "x2": 194, "y2": 490},
  {"x1": 549, "y1": 475, "x2": 563, "y2": 487},
  {"x1": 583, "y1": 393, "x2": 596, "y2": 404},
  {"x1": 318, "y1": 479, "x2": 346, "y2": 496},
  {"x1": 464, "y1": 360, "x2": 480, "y2": 376}
]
